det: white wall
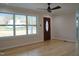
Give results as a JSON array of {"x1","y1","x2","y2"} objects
[
  {"x1": 52, "y1": 13, "x2": 76, "y2": 42},
  {"x1": 0, "y1": 5, "x2": 45, "y2": 50}
]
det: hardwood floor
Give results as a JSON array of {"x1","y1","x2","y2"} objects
[{"x1": 0, "y1": 39, "x2": 76, "y2": 56}]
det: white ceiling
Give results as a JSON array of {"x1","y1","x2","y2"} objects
[{"x1": 3, "y1": 3, "x2": 79, "y2": 15}]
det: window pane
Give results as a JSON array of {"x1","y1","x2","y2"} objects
[
  {"x1": 27, "y1": 16, "x2": 36, "y2": 25},
  {"x1": 15, "y1": 15, "x2": 26, "y2": 25},
  {"x1": 33, "y1": 26, "x2": 36, "y2": 34},
  {"x1": 0, "y1": 26, "x2": 13, "y2": 37},
  {"x1": 32, "y1": 16, "x2": 36, "y2": 25},
  {"x1": 15, "y1": 26, "x2": 26, "y2": 35},
  {"x1": 0, "y1": 13, "x2": 13, "y2": 25},
  {"x1": 28, "y1": 26, "x2": 32, "y2": 34},
  {"x1": 28, "y1": 26, "x2": 37, "y2": 34}
]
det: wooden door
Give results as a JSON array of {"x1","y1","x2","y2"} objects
[{"x1": 43, "y1": 17, "x2": 51, "y2": 41}]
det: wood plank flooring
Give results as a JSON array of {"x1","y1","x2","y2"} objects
[{"x1": 0, "y1": 39, "x2": 76, "y2": 56}]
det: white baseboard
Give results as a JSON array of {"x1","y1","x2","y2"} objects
[{"x1": 52, "y1": 37, "x2": 76, "y2": 43}]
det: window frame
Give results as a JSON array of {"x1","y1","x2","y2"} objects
[
  {"x1": 27, "y1": 16, "x2": 37, "y2": 35},
  {"x1": 0, "y1": 12, "x2": 38, "y2": 38},
  {"x1": 0, "y1": 12, "x2": 14, "y2": 37},
  {"x1": 14, "y1": 14, "x2": 27, "y2": 36}
]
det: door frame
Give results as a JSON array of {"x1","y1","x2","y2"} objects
[{"x1": 43, "y1": 17, "x2": 51, "y2": 41}]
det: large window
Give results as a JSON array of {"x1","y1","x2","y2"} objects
[
  {"x1": 15, "y1": 15, "x2": 26, "y2": 35},
  {"x1": 0, "y1": 13, "x2": 37, "y2": 37},
  {"x1": 27, "y1": 16, "x2": 37, "y2": 34},
  {"x1": 0, "y1": 13, "x2": 13, "y2": 37}
]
